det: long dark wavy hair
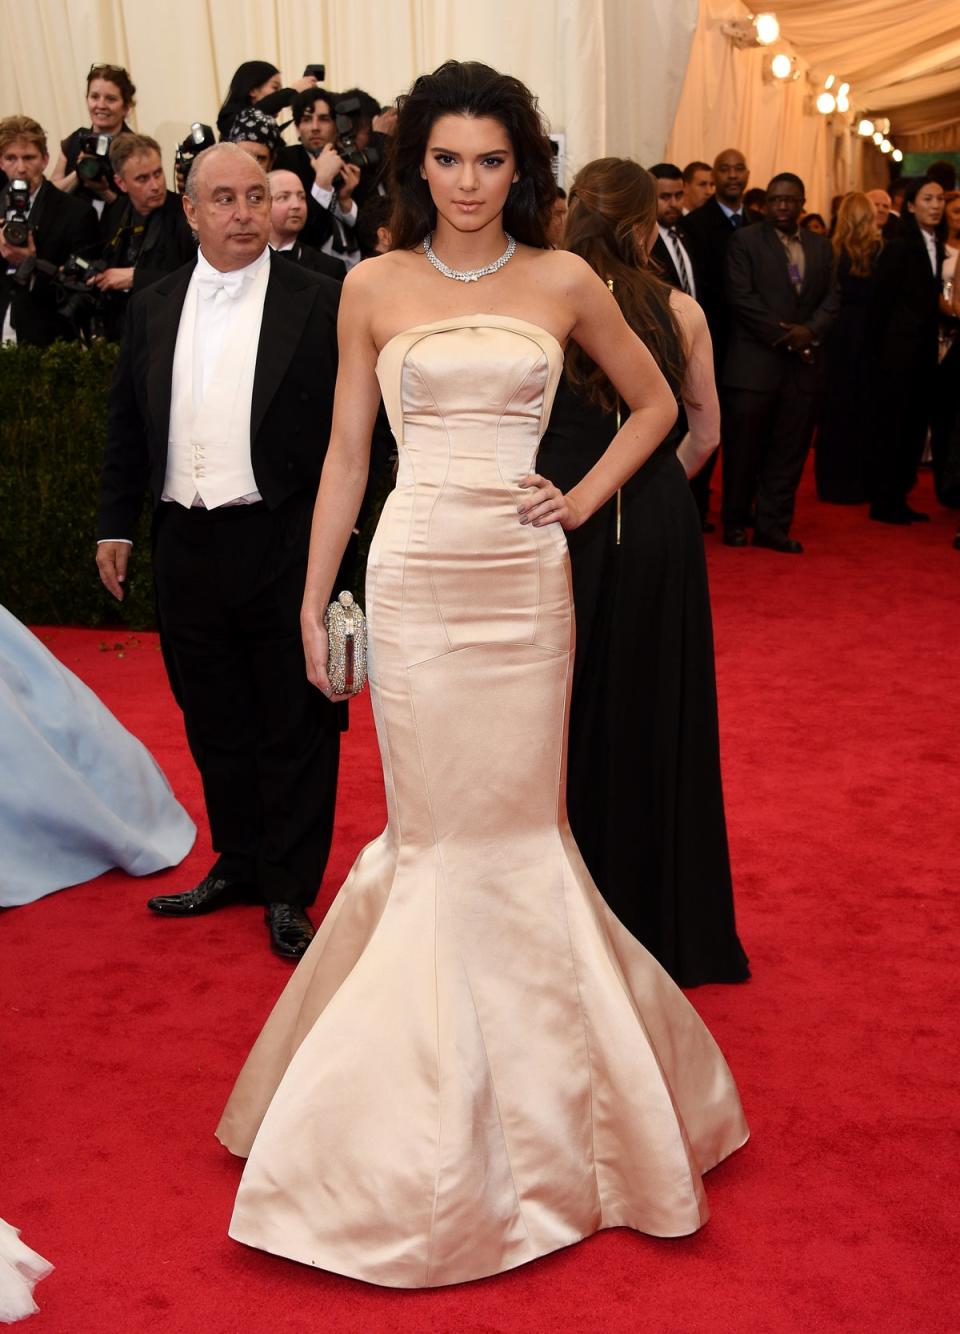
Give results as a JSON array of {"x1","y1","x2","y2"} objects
[
  {"x1": 387, "y1": 61, "x2": 556, "y2": 252},
  {"x1": 217, "y1": 61, "x2": 279, "y2": 138},
  {"x1": 563, "y1": 157, "x2": 687, "y2": 414}
]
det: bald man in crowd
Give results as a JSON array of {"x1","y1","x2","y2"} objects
[
  {"x1": 680, "y1": 147, "x2": 750, "y2": 532},
  {"x1": 97, "y1": 144, "x2": 344, "y2": 961},
  {"x1": 268, "y1": 168, "x2": 345, "y2": 280},
  {"x1": 867, "y1": 189, "x2": 892, "y2": 233}
]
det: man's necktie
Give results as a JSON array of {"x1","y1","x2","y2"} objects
[
  {"x1": 729, "y1": 212, "x2": 746, "y2": 229},
  {"x1": 668, "y1": 228, "x2": 692, "y2": 295}
]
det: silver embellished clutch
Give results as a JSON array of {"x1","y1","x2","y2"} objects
[{"x1": 324, "y1": 591, "x2": 368, "y2": 697}]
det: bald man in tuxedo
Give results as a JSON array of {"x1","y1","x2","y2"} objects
[{"x1": 97, "y1": 144, "x2": 344, "y2": 960}]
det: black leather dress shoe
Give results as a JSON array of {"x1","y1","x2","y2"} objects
[
  {"x1": 753, "y1": 531, "x2": 803, "y2": 554},
  {"x1": 869, "y1": 504, "x2": 912, "y2": 525},
  {"x1": 905, "y1": 507, "x2": 930, "y2": 522},
  {"x1": 723, "y1": 527, "x2": 749, "y2": 547},
  {"x1": 147, "y1": 874, "x2": 251, "y2": 916},
  {"x1": 266, "y1": 903, "x2": 315, "y2": 960}
]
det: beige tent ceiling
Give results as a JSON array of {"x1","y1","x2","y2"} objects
[{"x1": 772, "y1": 0, "x2": 960, "y2": 149}]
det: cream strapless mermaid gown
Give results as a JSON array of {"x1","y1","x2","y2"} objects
[{"x1": 216, "y1": 315, "x2": 748, "y2": 1288}]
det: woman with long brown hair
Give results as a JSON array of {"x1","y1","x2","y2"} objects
[
  {"x1": 538, "y1": 157, "x2": 748, "y2": 987},
  {"x1": 215, "y1": 66, "x2": 746, "y2": 1287},
  {"x1": 815, "y1": 191, "x2": 882, "y2": 503}
]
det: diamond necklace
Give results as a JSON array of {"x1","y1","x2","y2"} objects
[{"x1": 423, "y1": 230, "x2": 517, "y2": 283}]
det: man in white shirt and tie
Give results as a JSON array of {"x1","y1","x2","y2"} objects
[
  {"x1": 96, "y1": 143, "x2": 344, "y2": 960},
  {"x1": 649, "y1": 162, "x2": 698, "y2": 300}
]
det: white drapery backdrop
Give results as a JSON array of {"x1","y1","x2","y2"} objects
[
  {"x1": 666, "y1": 0, "x2": 833, "y2": 214},
  {"x1": 0, "y1": 0, "x2": 698, "y2": 186}
]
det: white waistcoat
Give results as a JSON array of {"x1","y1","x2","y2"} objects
[{"x1": 164, "y1": 259, "x2": 269, "y2": 509}]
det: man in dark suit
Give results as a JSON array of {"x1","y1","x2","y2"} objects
[
  {"x1": 721, "y1": 172, "x2": 840, "y2": 553},
  {"x1": 649, "y1": 162, "x2": 700, "y2": 299},
  {"x1": 268, "y1": 168, "x2": 345, "y2": 281},
  {"x1": 0, "y1": 115, "x2": 99, "y2": 345},
  {"x1": 92, "y1": 133, "x2": 196, "y2": 339},
  {"x1": 679, "y1": 148, "x2": 750, "y2": 531},
  {"x1": 274, "y1": 87, "x2": 361, "y2": 266},
  {"x1": 96, "y1": 144, "x2": 344, "y2": 959}
]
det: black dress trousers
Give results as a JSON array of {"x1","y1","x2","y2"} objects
[
  {"x1": 722, "y1": 363, "x2": 819, "y2": 539},
  {"x1": 152, "y1": 493, "x2": 342, "y2": 908}
]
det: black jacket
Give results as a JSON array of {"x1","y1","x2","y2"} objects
[
  {"x1": 678, "y1": 196, "x2": 746, "y2": 369},
  {"x1": 98, "y1": 191, "x2": 197, "y2": 339},
  {"x1": 722, "y1": 221, "x2": 839, "y2": 391},
  {"x1": 273, "y1": 240, "x2": 345, "y2": 282},
  {"x1": 0, "y1": 178, "x2": 99, "y2": 345},
  {"x1": 871, "y1": 226, "x2": 944, "y2": 382},
  {"x1": 97, "y1": 251, "x2": 340, "y2": 540}
]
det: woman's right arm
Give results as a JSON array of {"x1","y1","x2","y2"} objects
[
  {"x1": 670, "y1": 291, "x2": 720, "y2": 479},
  {"x1": 301, "y1": 268, "x2": 383, "y2": 696},
  {"x1": 50, "y1": 150, "x2": 78, "y2": 194}
]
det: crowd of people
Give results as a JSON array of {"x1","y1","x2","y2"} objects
[{"x1": 2, "y1": 60, "x2": 959, "y2": 551}]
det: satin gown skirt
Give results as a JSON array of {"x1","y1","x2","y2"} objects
[{"x1": 216, "y1": 316, "x2": 748, "y2": 1288}]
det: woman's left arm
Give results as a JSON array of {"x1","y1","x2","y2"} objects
[{"x1": 520, "y1": 256, "x2": 677, "y2": 530}]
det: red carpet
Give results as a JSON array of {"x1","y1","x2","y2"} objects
[{"x1": 3, "y1": 466, "x2": 958, "y2": 1333}]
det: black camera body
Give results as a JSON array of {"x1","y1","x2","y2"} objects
[
  {"x1": 333, "y1": 97, "x2": 381, "y2": 171},
  {"x1": 4, "y1": 177, "x2": 31, "y2": 247},
  {"x1": 174, "y1": 122, "x2": 217, "y2": 191},
  {"x1": 56, "y1": 253, "x2": 108, "y2": 324},
  {"x1": 77, "y1": 132, "x2": 114, "y2": 184}
]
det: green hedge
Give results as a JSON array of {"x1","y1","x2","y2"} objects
[{"x1": 0, "y1": 340, "x2": 156, "y2": 627}]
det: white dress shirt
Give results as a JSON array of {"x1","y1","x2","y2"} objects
[
  {"x1": 310, "y1": 183, "x2": 361, "y2": 270},
  {"x1": 920, "y1": 228, "x2": 938, "y2": 277},
  {"x1": 658, "y1": 223, "x2": 697, "y2": 300}
]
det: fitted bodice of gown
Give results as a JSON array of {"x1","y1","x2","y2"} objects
[{"x1": 216, "y1": 316, "x2": 748, "y2": 1289}]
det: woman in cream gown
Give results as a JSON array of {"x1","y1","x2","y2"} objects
[{"x1": 216, "y1": 62, "x2": 748, "y2": 1288}]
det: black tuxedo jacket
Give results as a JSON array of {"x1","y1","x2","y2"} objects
[
  {"x1": 97, "y1": 251, "x2": 340, "y2": 540},
  {"x1": 0, "y1": 178, "x2": 99, "y2": 345},
  {"x1": 871, "y1": 227, "x2": 945, "y2": 381},
  {"x1": 650, "y1": 230, "x2": 700, "y2": 300},
  {"x1": 678, "y1": 196, "x2": 746, "y2": 367},
  {"x1": 722, "y1": 221, "x2": 840, "y2": 391},
  {"x1": 274, "y1": 240, "x2": 346, "y2": 282}
]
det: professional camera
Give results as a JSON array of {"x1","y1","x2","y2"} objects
[
  {"x1": 174, "y1": 122, "x2": 217, "y2": 189},
  {"x1": 77, "y1": 132, "x2": 114, "y2": 183},
  {"x1": 3, "y1": 178, "x2": 31, "y2": 248},
  {"x1": 333, "y1": 97, "x2": 381, "y2": 171},
  {"x1": 55, "y1": 253, "x2": 108, "y2": 325}
]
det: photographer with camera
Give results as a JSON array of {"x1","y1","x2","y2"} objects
[
  {"x1": 0, "y1": 116, "x2": 99, "y2": 346},
  {"x1": 90, "y1": 133, "x2": 195, "y2": 339},
  {"x1": 51, "y1": 63, "x2": 136, "y2": 212},
  {"x1": 275, "y1": 88, "x2": 362, "y2": 268}
]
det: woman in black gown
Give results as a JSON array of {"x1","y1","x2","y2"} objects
[
  {"x1": 538, "y1": 158, "x2": 749, "y2": 986},
  {"x1": 815, "y1": 192, "x2": 882, "y2": 504},
  {"x1": 868, "y1": 177, "x2": 945, "y2": 524}
]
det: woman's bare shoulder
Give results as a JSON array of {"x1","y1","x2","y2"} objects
[{"x1": 668, "y1": 287, "x2": 708, "y2": 337}]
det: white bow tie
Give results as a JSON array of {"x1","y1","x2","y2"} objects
[{"x1": 196, "y1": 268, "x2": 246, "y2": 300}]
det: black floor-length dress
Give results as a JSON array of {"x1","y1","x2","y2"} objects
[
  {"x1": 815, "y1": 253, "x2": 875, "y2": 504},
  {"x1": 538, "y1": 363, "x2": 749, "y2": 988}
]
